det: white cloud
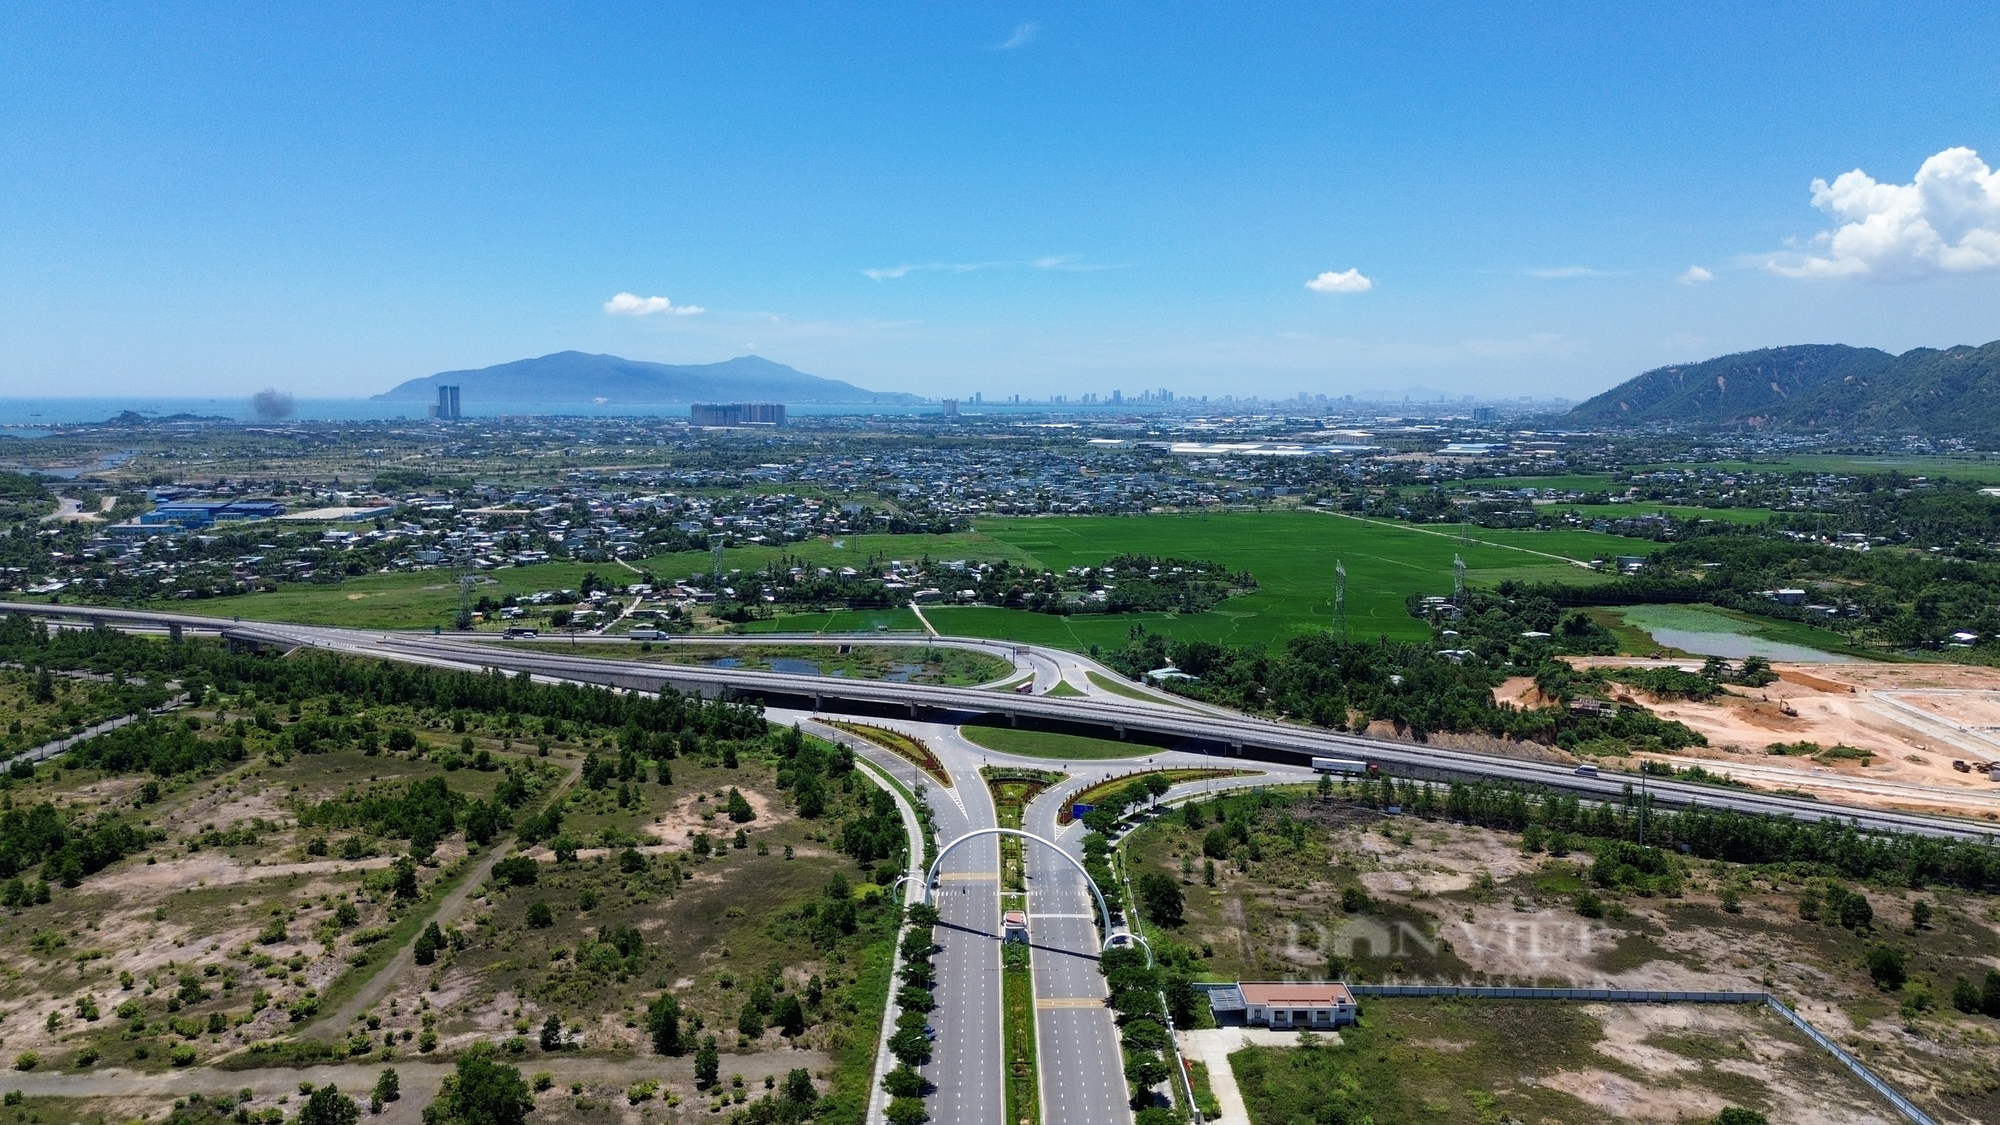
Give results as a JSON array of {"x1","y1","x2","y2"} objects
[
  {"x1": 1677, "y1": 265, "x2": 1714, "y2": 285},
  {"x1": 863, "y1": 256, "x2": 1121, "y2": 281},
  {"x1": 1305, "y1": 268, "x2": 1373, "y2": 294},
  {"x1": 604, "y1": 292, "x2": 704, "y2": 316},
  {"x1": 863, "y1": 261, "x2": 1000, "y2": 281},
  {"x1": 1767, "y1": 146, "x2": 2000, "y2": 279},
  {"x1": 997, "y1": 22, "x2": 1036, "y2": 49},
  {"x1": 1526, "y1": 265, "x2": 1606, "y2": 279}
]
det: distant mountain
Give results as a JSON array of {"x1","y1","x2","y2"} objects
[
  {"x1": 372, "y1": 352, "x2": 921, "y2": 405},
  {"x1": 1566, "y1": 340, "x2": 2000, "y2": 441}
]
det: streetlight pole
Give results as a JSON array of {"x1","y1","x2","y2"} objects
[{"x1": 1639, "y1": 765, "x2": 1648, "y2": 847}]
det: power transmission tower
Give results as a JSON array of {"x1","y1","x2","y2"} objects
[
  {"x1": 711, "y1": 542, "x2": 725, "y2": 590},
  {"x1": 454, "y1": 547, "x2": 476, "y2": 631},
  {"x1": 1333, "y1": 559, "x2": 1348, "y2": 639},
  {"x1": 1452, "y1": 553, "x2": 1466, "y2": 606}
]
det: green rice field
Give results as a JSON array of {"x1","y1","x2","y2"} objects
[
  {"x1": 1560, "y1": 503, "x2": 1775, "y2": 524},
  {"x1": 1632, "y1": 455, "x2": 2000, "y2": 482},
  {"x1": 135, "y1": 511, "x2": 1658, "y2": 652},
  {"x1": 921, "y1": 510, "x2": 1629, "y2": 651}
]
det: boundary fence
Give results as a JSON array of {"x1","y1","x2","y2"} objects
[{"x1": 1344, "y1": 984, "x2": 1936, "y2": 1125}]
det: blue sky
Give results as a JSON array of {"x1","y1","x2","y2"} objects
[{"x1": 4, "y1": 2, "x2": 1999, "y2": 402}]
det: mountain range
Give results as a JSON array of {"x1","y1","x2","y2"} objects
[
  {"x1": 372, "y1": 352, "x2": 922, "y2": 405},
  {"x1": 1566, "y1": 339, "x2": 2000, "y2": 441}
]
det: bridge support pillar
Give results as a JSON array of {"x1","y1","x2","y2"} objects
[
  {"x1": 907, "y1": 702, "x2": 918, "y2": 718},
  {"x1": 1115, "y1": 725, "x2": 1126, "y2": 740},
  {"x1": 1008, "y1": 714, "x2": 1018, "y2": 727},
  {"x1": 1229, "y1": 741, "x2": 1242, "y2": 756},
  {"x1": 812, "y1": 695, "x2": 823, "y2": 712}
]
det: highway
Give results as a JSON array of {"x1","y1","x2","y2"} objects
[
  {"x1": 1, "y1": 601, "x2": 1991, "y2": 842},
  {"x1": 796, "y1": 714, "x2": 1009, "y2": 1125},
  {"x1": 840, "y1": 716, "x2": 1304, "y2": 1125},
  {"x1": 11, "y1": 599, "x2": 1994, "y2": 1122},
  {"x1": 923, "y1": 757, "x2": 1005, "y2": 1125}
]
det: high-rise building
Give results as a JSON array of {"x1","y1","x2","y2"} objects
[
  {"x1": 689, "y1": 402, "x2": 785, "y2": 426},
  {"x1": 942, "y1": 399, "x2": 959, "y2": 416},
  {"x1": 431, "y1": 384, "x2": 461, "y2": 420}
]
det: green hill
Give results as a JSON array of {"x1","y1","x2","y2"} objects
[{"x1": 1568, "y1": 339, "x2": 2000, "y2": 441}]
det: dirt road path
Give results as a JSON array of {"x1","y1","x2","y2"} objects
[
  {"x1": 2, "y1": 1050, "x2": 829, "y2": 1125},
  {"x1": 306, "y1": 754, "x2": 585, "y2": 1039}
]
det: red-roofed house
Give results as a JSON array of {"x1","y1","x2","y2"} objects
[{"x1": 1236, "y1": 982, "x2": 1357, "y2": 1028}]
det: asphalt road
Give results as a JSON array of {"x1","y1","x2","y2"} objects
[
  {"x1": 11, "y1": 601, "x2": 1989, "y2": 840},
  {"x1": 6, "y1": 603, "x2": 1997, "y2": 1120},
  {"x1": 1022, "y1": 847, "x2": 1128, "y2": 1125},
  {"x1": 922, "y1": 719, "x2": 1134, "y2": 1125},
  {"x1": 923, "y1": 740, "x2": 1005, "y2": 1125}
]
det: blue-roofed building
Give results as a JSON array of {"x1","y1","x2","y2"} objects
[{"x1": 133, "y1": 499, "x2": 286, "y2": 531}]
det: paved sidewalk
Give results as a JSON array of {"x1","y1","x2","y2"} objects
[{"x1": 1175, "y1": 1027, "x2": 1338, "y2": 1125}]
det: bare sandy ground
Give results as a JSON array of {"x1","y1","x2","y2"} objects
[
  {"x1": 1540, "y1": 1003, "x2": 1902, "y2": 1124},
  {"x1": 1537, "y1": 659, "x2": 2000, "y2": 819}
]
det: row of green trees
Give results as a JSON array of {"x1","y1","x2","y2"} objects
[
  {"x1": 1105, "y1": 630, "x2": 1706, "y2": 752},
  {"x1": 1309, "y1": 772, "x2": 2000, "y2": 893},
  {"x1": 0, "y1": 613, "x2": 768, "y2": 743},
  {"x1": 882, "y1": 901, "x2": 942, "y2": 1125}
]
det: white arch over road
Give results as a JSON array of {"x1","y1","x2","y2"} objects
[{"x1": 925, "y1": 827, "x2": 1126, "y2": 952}]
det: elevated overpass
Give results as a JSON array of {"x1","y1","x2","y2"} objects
[{"x1": 4, "y1": 601, "x2": 1994, "y2": 842}]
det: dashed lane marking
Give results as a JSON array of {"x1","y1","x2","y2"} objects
[{"x1": 1034, "y1": 997, "x2": 1105, "y2": 1010}]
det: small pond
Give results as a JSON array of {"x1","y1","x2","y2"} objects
[{"x1": 1617, "y1": 605, "x2": 1855, "y2": 663}]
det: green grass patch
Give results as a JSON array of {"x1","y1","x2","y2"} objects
[
  {"x1": 1085, "y1": 670, "x2": 1152, "y2": 700},
  {"x1": 1563, "y1": 503, "x2": 1776, "y2": 525},
  {"x1": 1631, "y1": 455, "x2": 2000, "y2": 482},
  {"x1": 1057, "y1": 769, "x2": 1253, "y2": 824},
  {"x1": 737, "y1": 608, "x2": 926, "y2": 635},
  {"x1": 1002, "y1": 942, "x2": 1039, "y2": 1125},
  {"x1": 147, "y1": 511, "x2": 1666, "y2": 655},
  {"x1": 959, "y1": 721, "x2": 1155, "y2": 761},
  {"x1": 1186, "y1": 1059, "x2": 1222, "y2": 1120},
  {"x1": 153, "y1": 562, "x2": 616, "y2": 630},
  {"x1": 1231, "y1": 999, "x2": 1614, "y2": 1124},
  {"x1": 985, "y1": 769, "x2": 1065, "y2": 890},
  {"x1": 1436, "y1": 474, "x2": 1619, "y2": 493},
  {"x1": 524, "y1": 641, "x2": 1010, "y2": 686},
  {"x1": 1240, "y1": 996, "x2": 1616, "y2": 1120},
  {"x1": 924, "y1": 510, "x2": 1656, "y2": 652},
  {"x1": 823, "y1": 924, "x2": 899, "y2": 1125}
]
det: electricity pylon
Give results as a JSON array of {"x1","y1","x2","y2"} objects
[{"x1": 1333, "y1": 559, "x2": 1348, "y2": 639}]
